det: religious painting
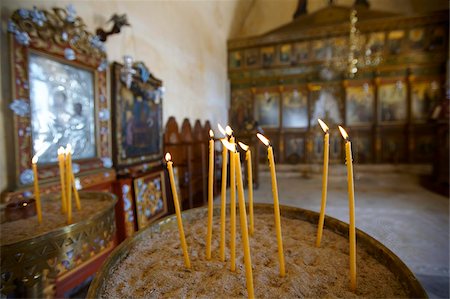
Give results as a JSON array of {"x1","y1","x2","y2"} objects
[
  {"x1": 413, "y1": 134, "x2": 434, "y2": 162},
  {"x1": 312, "y1": 39, "x2": 330, "y2": 61},
  {"x1": 381, "y1": 133, "x2": 406, "y2": 163},
  {"x1": 255, "y1": 91, "x2": 280, "y2": 127},
  {"x1": 312, "y1": 132, "x2": 342, "y2": 161},
  {"x1": 29, "y1": 53, "x2": 96, "y2": 164},
  {"x1": 411, "y1": 80, "x2": 441, "y2": 122},
  {"x1": 309, "y1": 85, "x2": 343, "y2": 127},
  {"x1": 229, "y1": 51, "x2": 242, "y2": 69},
  {"x1": 428, "y1": 26, "x2": 446, "y2": 51},
  {"x1": 282, "y1": 89, "x2": 308, "y2": 128},
  {"x1": 294, "y1": 41, "x2": 310, "y2": 63},
  {"x1": 9, "y1": 5, "x2": 110, "y2": 187},
  {"x1": 230, "y1": 89, "x2": 254, "y2": 131},
  {"x1": 366, "y1": 32, "x2": 385, "y2": 54},
  {"x1": 112, "y1": 62, "x2": 163, "y2": 168},
  {"x1": 245, "y1": 48, "x2": 259, "y2": 67},
  {"x1": 379, "y1": 81, "x2": 407, "y2": 122},
  {"x1": 279, "y1": 44, "x2": 292, "y2": 64},
  {"x1": 331, "y1": 36, "x2": 347, "y2": 58},
  {"x1": 353, "y1": 133, "x2": 372, "y2": 163},
  {"x1": 133, "y1": 171, "x2": 167, "y2": 230},
  {"x1": 261, "y1": 46, "x2": 275, "y2": 67},
  {"x1": 346, "y1": 83, "x2": 374, "y2": 125},
  {"x1": 285, "y1": 136, "x2": 305, "y2": 164},
  {"x1": 408, "y1": 28, "x2": 426, "y2": 50},
  {"x1": 387, "y1": 30, "x2": 404, "y2": 55}
]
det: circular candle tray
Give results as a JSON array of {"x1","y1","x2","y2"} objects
[
  {"x1": 0, "y1": 192, "x2": 117, "y2": 295},
  {"x1": 88, "y1": 203, "x2": 427, "y2": 298}
]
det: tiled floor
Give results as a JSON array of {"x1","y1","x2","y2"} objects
[{"x1": 248, "y1": 165, "x2": 449, "y2": 298}]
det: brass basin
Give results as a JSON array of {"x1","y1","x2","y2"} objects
[
  {"x1": 88, "y1": 203, "x2": 427, "y2": 298},
  {"x1": 1, "y1": 191, "x2": 117, "y2": 296}
]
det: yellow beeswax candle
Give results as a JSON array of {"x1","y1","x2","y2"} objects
[
  {"x1": 257, "y1": 133, "x2": 285, "y2": 277},
  {"x1": 239, "y1": 142, "x2": 254, "y2": 236},
  {"x1": 206, "y1": 130, "x2": 215, "y2": 260},
  {"x1": 218, "y1": 124, "x2": 228, "y2": 261},
  {"x1": 72, "y1": 173, "x2": 81, "y2": 211},
  {"x1": 316, "y1": 119, "x2": 329, "y2": 247},
  {"x1": 229, "y1": 134, "x2": 236, "y2": 271},
  {"x1": 65, "y1": 145, "x2": 73, "y2": 224},
  {"x1": 166, "y1": 153, "x2": 191, "y2": 269},
  {"x1": 31, "y1": 155, "x2": 42, "y2": 223},
  {"x1": 339, "y1": 126, "x2": 357, "y2": 292},
  {"x1": 57, "y1": 147, "x2": 67, "y2": 213},
  {"x1": 235, "y1": 150, "x2": 254, "y2": 298}
]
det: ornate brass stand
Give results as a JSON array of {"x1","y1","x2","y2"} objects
[{"x1": 1, "y1": 192, "x2": 117, "y2": 297}]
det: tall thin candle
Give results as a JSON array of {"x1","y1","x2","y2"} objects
[
  {"x1": 65, "y1": 145, "x2": 73, "y2": 224},
  {"x1": 31, "y1": 155, "x2": 42, "y2": 223},
  {"x1": 206, "y1": 130, "x2": 215, "y2": 260},
  {"x1": 339, "y1": 126, "x2": 357, "y2": 292},
  {"x1": 316, "y1": 119, "x2": 329, "y2": 247},
  {"x1": 218, "y1": 124, "x2": 228, "y2": 261},
  {"x1": 166, "y1": 153, "x2": 191, "y2": 269},
  {"x1": 257, "y1": 133, "x2": 286, "y2": 277},
  {"x1": 57, "y1": 147, "x2": 67, "y2": 213},
  {"x1": 234, "y1": 147, "x2": 254, "y2": 298},
  {"x1": 226, "y1": 127, "x2": 236, "y2": 271},
  {"x1": 72, "y1": 173, "x2": 81, "y2": 210},
  {"x1": 239, "y1": 142, "x2": 254, "y2": 236}
]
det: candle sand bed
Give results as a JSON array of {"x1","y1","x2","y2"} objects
[
  {"x1": 1, "y1": 197, "x2": 111, "y2": 245},
  {"x1": 100, "y1": 212, "x2": 408, "y2": 298}
]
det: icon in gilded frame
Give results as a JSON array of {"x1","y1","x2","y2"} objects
[
  {"x1": 411, "y1": 80, "x2": 441, "y2": 122},
  {"x1": 379, "y1": 81, "x2": 407, "y2": 122},
  {"x1": 346, "y1": 83, "x2": 374, "y2": 125},
  {"x1": 255, "y1": 91, "x2": 280, "y2": 128},
  {"x1": 282, "y1": 89, "x2": 308, "y2": 128}
]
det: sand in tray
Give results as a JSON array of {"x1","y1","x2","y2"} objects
[
  {"x1": 1, "y1": 198, "x2": 111, "y2": 245},
  {"x1": 101, "y1": 213, "x2": 408, "y2": 298}
]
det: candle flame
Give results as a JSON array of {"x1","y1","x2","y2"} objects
[
  {"x1": 256, "y1": 133, "x2": 270, "y2": 147},
  {"x1": 209, "y1": 129, "x2": 214, "y2": 138},
  {"x1": 57, "y1": 147, "x2": 65, "y2": 155},
  {"x1": 221, "y1": 138, "x2": 236, "y2": 152},
  {"x1": 318, "y1": 119, "x2": 329, "y2": 133},
  {"x1": 238, "y1": 141, "x2": 249, "y2": 151},
  {"x1": 225, "y1": 125, "x2": 233, "y2": 136},
  {"x1": 218, "y1": 124, "x2": 226, "y2": 136},
  {"x1": 338, "y1": 126, "x2": 349, "y2": 140},
  {"x1": 32, "y1": 155, "x2": 38, "y2": 164},
  {"x1": 66, "y1": 144, "x2": 72, "y2": 154},
  {"x1": 165, "y1": 152, "x2": 172, "y2": 162}
]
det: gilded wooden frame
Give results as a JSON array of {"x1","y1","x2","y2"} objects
[
  {"x1": 133, "y1": 171, "x2": 167, "y2": 230},
  {"x1": 111, "y1": 61, "x2": 163, "y2": 169},
  {"x1": 8, "y1": 6, "x2": 111, "y2": 187}
]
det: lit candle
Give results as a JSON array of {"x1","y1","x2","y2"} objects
[
  {"x1": 257, "y1": 133, "x2": 285, "y2": 277},
  {"x1": 239, "y1": 142, "x2": 254, "y2": 236},
  {"x1": 206, "y1": 129, "x2": 214, "y2": 260},
  {"x1": 227, "y1": 126, "x2": 236, "y2": 272},
  {"x1": 72, "y1": 173, "x2": 81, "y2": 211},
  {"x1": 218, "y1": 124, "x2": 228, "y2": 261},
  {"x1": 339, "y1": 126, "x2": 357, "y2": 292},
  {"x1": 57, "y1": 147, "x2": 67, "y2": 213},
  {"x1": 166, "y1": 153, "x2": 191, "y2": 269},
  {"x1": 316, "y1": 119, "x2": 329, "y2": 247},
  {"x1": 65, "y1": 144, "x2": 73, "y2": 224},
  {"x1": 31, "y1": 155, "x2": 42, "y2": 223},
  {"x1": 231, "y1": 142, "x2": 255, "y2": 298}
]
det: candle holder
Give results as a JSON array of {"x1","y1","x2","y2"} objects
[
  {"x1": 88, "y1": 204, "x2": 427, "y2": 298},
  {"x1": 1, "y1": 192, "x2": 117, "y2": 297}
]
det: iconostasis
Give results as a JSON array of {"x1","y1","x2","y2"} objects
[{"x1": 227, "y1": 5, "x2": 448, "y2": 165}]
